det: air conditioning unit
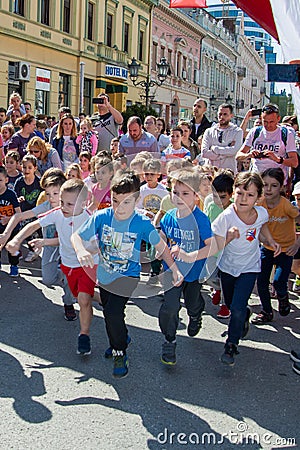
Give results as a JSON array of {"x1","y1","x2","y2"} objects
[{"x1": 16, "y1": 61, "x2": 31, "y2": 81}]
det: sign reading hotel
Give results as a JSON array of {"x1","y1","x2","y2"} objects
[
  {"x1": 105, "y1": 65, "x2": 128, "y2": 80},
  {"x1": 36, "y1": 68, "x2": 51, "y2": 91}
]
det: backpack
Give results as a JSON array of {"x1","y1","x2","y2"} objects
[{"x1": 252, "y1": 125, "x2": 288, "y2": 148}]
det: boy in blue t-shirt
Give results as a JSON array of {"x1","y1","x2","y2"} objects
[
  {"x1": 159, "y1": 168, "x2": 213, "y2": 365},
  {"x1": 72, "y1": 171, "x2": 183, "y2": 379}
]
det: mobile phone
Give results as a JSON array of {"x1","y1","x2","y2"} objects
[
  {"x1": 251, "y1": 108, "x2": 262, "y2": 117},
  {"x1": 92, "y1": 97, "x2": 105, "y2": 104},
  {"x1": 266, "y1": 64, "x2": 300, "y2": 82},
  {"x1": 255, "y1": 152, "x2": 268, "y2": 159}
]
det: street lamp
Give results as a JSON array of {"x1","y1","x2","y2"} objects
[
  {"x1": 225, "y1": 94, "x2": 232, "y2": 103},
  {"x1": 128, "y1": 57, "x2": 170, "y2": 108}
]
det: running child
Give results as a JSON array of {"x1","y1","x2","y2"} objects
[
  {"x1": 89, "y1": 153, "x2": 114, "y2": 211},
  {"x1": 4, "y1": 151, "x2": 21, "y2": 190},
  {"x1": 79, "y1": 151, "x2": 92, "y2": 180}
]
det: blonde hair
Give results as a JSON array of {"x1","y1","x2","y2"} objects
[
  {"x1": 27, "y1": 136, "x2": 51, "y2": 163},
  {"x1": 170, "y1": 168, "x2": 201, "y2": 193},
  {"x1": 9, "y1": 92, "x2": 22, "y2": 103},
  {"x1": 57, "y1": 114, "x2": 77, "y2": 139},
  {"x1": 80, "y1": 118, "x2": 93, "y2": 130},
  {"x1": 65, "y1": 163, "x2": 82, "y2": 180}
]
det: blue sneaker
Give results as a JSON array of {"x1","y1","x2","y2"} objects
[
  {"x1": 104, "y1": 335, "x2": 131, "y2": 359},
  {"x1": 112, "y1": 351, "x2": 128, "y2": 378},
  {"x1": 77, "y1": 334, "x2": 91, "y2": 355},
  {"x1": 9, "y1": 265, "x2": 19, "y2": 277}
]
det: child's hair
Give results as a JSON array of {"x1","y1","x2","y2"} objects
[
  {"x1": 5, "y1": 150, "x2": 20, "y2": 163},
  {"x1": 177, "y1": 120, "x2": 192, "y2": 131},
  {"x1": 80, "y1": 118, "x2": 93, "y2": 130},
  {"x1": 111, "y1": 136, "x2": 120, "y2": 144},
  {"x1": 60, "y1": 178, "x2": 88, "y2": 201},
  {"x1": 22, "y1": 154, "x2": 37, "y2": 167},
  {"x1": 170, "y1": 126, "x2": 183, "y2": 136},
  {"x1": 199, "y1": 172, "x2": 213, "y2": 184},
  {"x1": 36, "y1": 119, "x2": 47, "y2": 131},
  {"x1": 170, "y1": 168, "x2": 200, "y2": 193},
  {"x1": 9, "y1": 92, "x2": 22, "y2": 103},
  {"x1": 0, "y1": 166, "x2": 8, "y2": 177},
  {"x1": 111, "y1": 170, "x2": 140, "y2": 198},
  {"x1": 212, "y1": 172, "x2": 234, "y2": 194},
  {"x1": 136, "y1": 151, "x2": 152, "y2": 160},
  {"x1": 142, "y1": 158, "x2": 161, "y2": 174},
  {"x1": 93, "y1": 154, "x2": 114, "y2": 172},
  {"x1": 1, "y1": 124, "x2": 14, "y2": 138},
  {"x1": 79, "y1": 151, "x2": 92, "y2": 170},
  {"x1": 261, "y1": 167, "x2": 284, "y2": 187},
  {"x1": 40, "y1": 168, "x2": 66, "y2": 189},
  {"x1": 166, "y1": 158, "x2": 183, "y2": 174},
  {"x1": 65, "y1": 163, "x2": 82, "y2": 179},
  {"x1": 234, "y1": 171, "x2": 263, "y2": 197}
]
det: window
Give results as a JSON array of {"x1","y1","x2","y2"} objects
[
  {"x1": 106, "y1": 13, "x2": 113, "y2": 47},
  {"x1": 123, "y1": 22, "x2": 129, "y2": 53},
  {"x1": 152, "y1": 43, "x2": 158, "y2": 70},
  {"x1": 83, "y1": 78, "x2": 93, "y2": 115},
  {"x1": 87, "y1": 2, "x2": 94, "y2": 41},
  {"x1": 58, "y1": 73, "x2": 70, "y2": 108},
  {"x1": 63, "y1": 0, "x2": 71, "y2": 33},
  {"x1": 138, "y1": 30, "x2": 144, "y2": 61},
  {"x1": 13, "y1": 0, "x2": 25, "y2": 16},
  {"x1": 35, "y1": 91, "x2": 49, "y2": 115},
  {"x1": 41, "y1": 0, "x2": 50, "y2": 26}
]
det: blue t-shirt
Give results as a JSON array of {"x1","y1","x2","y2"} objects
[
  {"x1": 160, "y1": 206, "x2": 212, "y2": 282},
  {"x1": 78, "y1": 207, "x2": 160, "y2": 285}
]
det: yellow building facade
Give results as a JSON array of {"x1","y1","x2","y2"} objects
[{"x1": 0, "y1": 0, "x2": 156, "y2": 116}]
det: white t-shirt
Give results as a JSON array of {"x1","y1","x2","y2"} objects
[
  {"x1": 136, "y1": 183, "x2": 167, "y2": 220},
  {"x1": 212, "y1": 204, "x2": 269, "y2": 277},
  {"x1": 62, "y1": 136, "x2": 79, "y2": 170},
  {"x1": 38, "y1": 207, "x2": 96, "y2": 268}
]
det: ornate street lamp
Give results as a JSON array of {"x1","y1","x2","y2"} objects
[{"x1": 128, "y1": 57, "x2": 170, "y2": 108}]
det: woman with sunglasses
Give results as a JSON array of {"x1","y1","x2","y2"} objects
[
  {"x1": 52, "y1": 113, "x2": 80, "y2": 170},
  {"x1": 27, "y1": 136, "x2": 62, "y2": 176}
]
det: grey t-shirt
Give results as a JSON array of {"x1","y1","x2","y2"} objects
[{"x1": 91, "y1": 112, "x2": 119, "y2": 152}]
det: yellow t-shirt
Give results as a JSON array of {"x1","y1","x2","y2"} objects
[{"x1": 258, "y1": 196, "x2": 298, "y2": 251}]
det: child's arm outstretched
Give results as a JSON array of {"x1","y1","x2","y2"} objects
[
  {"x1": 29, "y1": 237, "x2": 60, "y2": 251},
  {"x1": 155, "y1": 236, "x2": 183, "y2": 286},
  {"x1": 6, "y1": 220, "x2": 41, "y2": 255},
  {"x1": 71, "y1": 231, "x2": 95, "y2": 268},
  {"x1": 0, "y1": 210, "x2": 35, "y2": 249},
  {"x1": 258, "y1": 223, "x2": 281, "y2": 256}
]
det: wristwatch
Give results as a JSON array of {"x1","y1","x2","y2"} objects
[{"x1": 278, "y1": 156, "x2": 284, "y2": 164}]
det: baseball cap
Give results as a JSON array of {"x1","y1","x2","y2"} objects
[{"x1": 292, "y1": 181, "x2": 300, "y2": 196}]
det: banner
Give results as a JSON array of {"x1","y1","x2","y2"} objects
[{"x1": 169, "y1": 0, "x2": 207, "y2": 8}]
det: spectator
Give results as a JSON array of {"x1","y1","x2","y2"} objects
[
  {"x1": 6, "y1": 92, "x2": 26, "y2": 118},
  {"x1": 49, "y1": 106, "x2": 72, "y2": 144},
  {"x1": 178, "y1": 120, "x2": 200, "y2": 161},
  {"x1": 0, "y1": 107, "x2": 7, "y2": 127},
  {"x1": 156, "y1": 117, "x2": 170, "y2": 153},
  {"x1": 27, "y1": 136, "x2": 62, "y2": 175},
  {"x1": 90, "y1": 93, "x2": 123, "y2": 152},
  {"x1": 190, "y1": 98, "x2": 212, "y2": 142},
  {"x1": 8, "y1": 114, "x2": 37, "y2": 160},
  {"x1": 52, "y1": 114, "x2": 80, "y2": 170},
  {"x1": 202, "y1": 104, "x2": 243, "y2": 174},
  {"x1": 23, "y1": 102, "x2": 32, "y2": 114}
]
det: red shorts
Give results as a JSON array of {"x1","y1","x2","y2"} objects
[{"x1": 60, "y1": 264, "x2": 97, "y2": 298}]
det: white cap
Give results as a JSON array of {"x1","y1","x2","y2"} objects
[{"x1": 292, "y1": 181, "x2": 300, "y2": 196}]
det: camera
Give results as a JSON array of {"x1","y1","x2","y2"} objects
[
  {"x1": 92, "y1": 97, "x2": 105, "y2": 104},
  {"x1": 251, "y1": 108, "x2": 262, "y2": 117}
]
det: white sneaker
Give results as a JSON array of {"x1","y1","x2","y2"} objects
[{"x1": 24, "y1": 250, "x2": 40, "y2": 262}]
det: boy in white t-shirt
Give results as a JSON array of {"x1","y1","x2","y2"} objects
[{"x1": 6, "y1": 179, "x2": 97, "y2": 356}]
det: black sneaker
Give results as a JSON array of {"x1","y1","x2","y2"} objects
[
  {"x1": 292, "y1": 362, "x2": 300, "y2": 375},
  {"x1": 104, "y1": 335, "x2": 131, "y2": 359},
  {"x1": 278, "y1": 294, "x2": 291, "y2": 316},
  {"x1": 187, "y1": 315, "x2": 202, "y2": 337},
  {"x1": 221, "y1": 343, "x2": 239, "y2": 366},
  {"x1": 64, "y1": 304, "x2": 77, "y2": 321},
  {"x1": 290, "y1": 350, "x2": 300, "y2": 364},
  {"x1": 161, "y1": 341, "x2": 176, "y2": 365},
  {"x1": 112, "y1": 351, "x2": 128, "y2": 378},
  {"x1": 242, "y1": 306, "x2": 251, "y2": 339},
  {"x1": 77, "y1": 334, "x2": 91, "y2": 355},
  {"x1": 251, "y1": 310, "x2": 273, "y2": 325}
]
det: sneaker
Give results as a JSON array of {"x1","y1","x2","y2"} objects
[
  {"x1": 161, "y1": 341, "x2": 176, "y2": 365},
  {"x1": 212, "y1": 289, "x2": 221, "y2": 305},
  {"x1": 292, "y1": 276, "x2": 300, "y2": 293},
  {"x1": 104, "y1": 335, "x2": 131, "y2": 359},
  {"x1": 292, "y1": 362, "x2": 300, "y2": 375},
  {"x1": 242, "y1": 306, "x2": 251, "y2": 339},
  {"x1": 221, "y1": 342, "x2": 239, "y2": 366},
  {"x1": 217, "y1": 304, "x2": 231, "y2": 319},
  {"x1": 77, "y1": 334, "x2": 91, "y2": 355},
  {"x1": 64, "y1": 304, "x2": 77, "y2": 321},
  {"x1": 9, "y1": 265, "x2": 19, "y2": 277},
  {"x1": 290, "y1": 350, "x2": 300, "y2": 364},
  {"x1": 278, "y1": 294, "x2": 291, "y2": 316},
  {"x1": 112, "y1": 351, "x2": 128, "y2": 378},
  {"x1": 187, "y1": 315, "x2": 202, "y2": 337},
  {"x1": 251, "y1": 310, "x2": 273, "y2": 325},
  {"x1": 24, "y1": 250, "x2": 40, "y2": 262}
]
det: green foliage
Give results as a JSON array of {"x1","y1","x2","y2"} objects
[{"x1": 121, "y1": 104, "x2": 157, "y2": 133}]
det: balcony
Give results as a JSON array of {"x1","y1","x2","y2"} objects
[{"x1": 97, "y1": 43, "x2": 128, "y2": 66}]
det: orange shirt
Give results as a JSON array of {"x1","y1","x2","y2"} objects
[{"x1": 258, "y1": 196, "x2": 298, "y2": 251}]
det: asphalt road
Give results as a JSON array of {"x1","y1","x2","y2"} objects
[{"x1": 0, "y1": 253, "x2": 299, "y2": 450}]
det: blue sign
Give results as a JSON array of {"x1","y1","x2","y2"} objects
[{"x1": 105, "y1": 65, "x2": 128, "y2": 80}]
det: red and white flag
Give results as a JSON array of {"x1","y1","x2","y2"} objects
[{"x1": 169, "y1": 0, "x2": 206, "y2": 8}]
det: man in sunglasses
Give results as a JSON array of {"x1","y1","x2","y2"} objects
[
  {"x1": 236, "y1": 103, "x2": 298, "y2": 180},
  {"x1": 201, "y1": 103, "x2": 243, "y2": 173}
]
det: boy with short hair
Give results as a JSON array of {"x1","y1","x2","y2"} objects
[
  {"x1": 72, "y1": 170, "x2": 183, "y2": 378},
  {"x1": 7, "y1": 179, "x2": 98, "y2": 345},
  {"x1": 159, "y1": 168, "x2": 213, "y2": 365},
  {"x1": 0, "y1": 166, "x2": 21, "y2": 276}
]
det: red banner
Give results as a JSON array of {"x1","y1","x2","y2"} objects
[{"x1": 170, "y1": 0, "x2": 207, "y2": 8}]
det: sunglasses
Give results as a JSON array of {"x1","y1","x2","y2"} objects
[
  {"x1": 30, "y1": 150, "x2": 40, "y2": 154},
  {"x1": 262, "y1": 105, "x2": 279, "y2": 114}
]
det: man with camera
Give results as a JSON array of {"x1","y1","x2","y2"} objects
[
  {"x1": 91, "y1": 93, "x2": 123, "y2": 152},
  {"x1": 236, "y1": 103, "x2": 298, "y2": 180}
]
